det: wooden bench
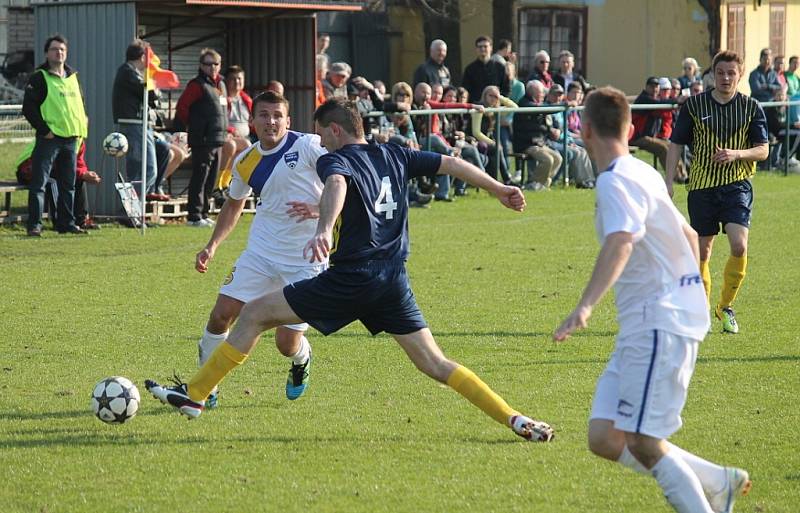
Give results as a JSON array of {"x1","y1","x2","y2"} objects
[
  {"x1": 144, "y1": 194, "x2": 257, "y2": 223},
  {"x1": 0, "y1": 181, "x2": 27, "y2": 223}
]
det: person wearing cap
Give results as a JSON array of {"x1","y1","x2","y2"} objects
[
  {"x1": 629, "y1": 76, "x2": 686, "y2": 176},
  {"x1": 322, "y1": 62, "x2": 351, "y2": 100}
]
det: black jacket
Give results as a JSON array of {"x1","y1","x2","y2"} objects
[
  {"x1": 112, "y1": 62, "x2": 153, "y2": 123},
  {"x1": 413, "y1": 58, "x2": 451, "y2": 88},
  {"x1": 22, "y1": 63, "x2": 81, "y2": 137},
  {"x1": 186, "y1": 72, "x2": 228, "y2": 148},
  {"x1": 462, "y1": 59, "x2": 509, "y2": 103},
  {"x1": 512, "y1": 94, "x2": 552, "y2": 153},
  {"x1": 553, "y1": 71, "x2": 590, "y2": 92}
]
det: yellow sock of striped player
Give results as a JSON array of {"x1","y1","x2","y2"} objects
[
  {"x1": 699, "y1": 259, "x2": 711, "y2": 306},
  {"x1": 719, "y1": 254, "x2": 747, "y2": 309},
  {"x1": 187, "y1": 341, "x2": 248, "y2": 402},
  {"x1": 446, "y1": 365, "x2": 516, "y2": 425}
]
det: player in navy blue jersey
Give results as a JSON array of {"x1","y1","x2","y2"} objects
[{"x1": 146, "y1": 98, "x2": 554, "y2": 442}]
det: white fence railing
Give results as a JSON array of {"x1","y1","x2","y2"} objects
[{"x1": 0, "y1": 104, "x2": 35, "y2": 143}]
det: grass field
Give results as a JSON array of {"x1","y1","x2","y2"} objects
[{"x1": 1, "y1": 172, "x2": 799, "y2": 513}]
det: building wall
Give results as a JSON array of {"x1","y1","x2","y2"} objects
[
  {"x1": 720, "y1": 0, "x2": 800, "y2": 95},
  {"x1": 459, "y1": 0, "x2": 493, "y2": 76},
  {"x1": 7, "y1": 7, "x2": 34, "y2": 55},
  {"x1": 386, "y1": 5, "x2": 424, "y2": 87}
]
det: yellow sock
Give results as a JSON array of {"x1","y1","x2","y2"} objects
[
  {"x1": 216, "y1": 168, "x2": 232, "y2": 190},
  {"x1": 187, "y1": 341, "x2": 248, "y2": 402},
  {"x1": 719, "y1": 254, "x2": 747, "y2": 309},
  {"x1": 446, "y1": 365, "x2": 515, "y2": 426},
  {"x1": 699, "y1": 259, "x2": 711, "y2": 306}
]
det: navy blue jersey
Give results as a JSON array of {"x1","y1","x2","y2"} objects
[{"x1": 316, "y1": 142, "x2": 442, "y2": 265}]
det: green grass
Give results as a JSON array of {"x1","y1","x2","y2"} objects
[{"x1": 1, "y1": 175, "x2": 798, "y2": 513}]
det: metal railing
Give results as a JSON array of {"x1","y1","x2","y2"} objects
[
  {"x1": 0, "y1": 104, "x2": 35, "y2": 143},
  {"x1": 365, "y1": 98, "x2": 800, "y2": 181}
]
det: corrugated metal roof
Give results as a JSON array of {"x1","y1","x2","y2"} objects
[{"x1": 184, "y1": 0, "x2": 364, "y2": 9}]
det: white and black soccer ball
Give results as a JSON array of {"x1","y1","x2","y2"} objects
[
  {"x1": 91, "y1": 376, "x2": 140, "y2": 424},
  {"x1": 102, "y1": 132, "x2": 129, "y2": 157}
]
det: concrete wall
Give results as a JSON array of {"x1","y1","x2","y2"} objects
[
  {"x1": 386, "y1": 5, "x2": 424, "y2": 87},
  {"x1": 8, "y1": 7, "x2": 34, "y2": 55}
]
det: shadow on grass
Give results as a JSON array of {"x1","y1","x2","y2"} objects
[{"x1": 324, "y1": 330, "x2": 617, "y2": 339}]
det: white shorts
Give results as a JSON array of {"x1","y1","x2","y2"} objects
[
  {"x1": 590, "y1": 329, "x2": 699, "y2": 439},
  {"x1": 219, "y1": 250, "x2": 324, "y2": 332}
]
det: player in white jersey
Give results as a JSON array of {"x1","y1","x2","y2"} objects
[
  {"x1": 554, "y1": 87, "x2": 751, "y2": 513},
  {"x1": 194, "y1": 91, "x2": 327, "y2": 406}
]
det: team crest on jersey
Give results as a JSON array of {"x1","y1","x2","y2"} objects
[{"x1": 284, "y1": 151, "x2": 299, "y2": 169}]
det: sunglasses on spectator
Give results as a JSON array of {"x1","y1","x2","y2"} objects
[{"x1": 202, "y1": 61, "x2": 221, "y2": 66}]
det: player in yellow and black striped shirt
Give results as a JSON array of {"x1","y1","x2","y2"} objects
[{"x1": 666, "y1": 50, "x2": 769, "y2": 334}]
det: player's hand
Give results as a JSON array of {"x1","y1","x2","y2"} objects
[
  {"x1": 497, "y1": 185, "x2": 526, "y2": 212},
  {"x1": 196, "y1": 247, "x2": 214, "y2": 273},
  {"x1": 303, "y1": 232, "x2": 331, "y2": 263},
  {"x1": 286, "y1": 201, "x2": 319, "y2": 222},
  {"x1": 713, "y1": 147, "x2": 739, "y2": 164},
  {"x1": 553, "y1": 305, "x2": 592, "y2": 342},
  {"x1": 471, "y1": 104, "x2": 485, "y2": 113},
  {"x1": 44, "y1": 131, "x2": 55, "y2": 139}
]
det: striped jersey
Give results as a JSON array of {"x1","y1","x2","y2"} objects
[
  {"x1": 229, "y1": 131, "x2": 327, "y2": 267},
  {"x1": 671, "y1": 91, "x2": 768, "y2": 191}
]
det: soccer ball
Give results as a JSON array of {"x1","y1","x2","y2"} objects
[
  {"x1": 91, "y1": 376, "x2": 140, "y2": 424},
  {"x1": 103, "y1": 132, "x2": 128, "y2": 157}
]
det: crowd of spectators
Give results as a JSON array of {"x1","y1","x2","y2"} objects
[{"x1": 20, "y1": 32, "x2": 800, "y2": 233}]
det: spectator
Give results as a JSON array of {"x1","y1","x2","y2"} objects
[
  {"x1": 430, "y1": 83, "x2": 444, "y2": 102},
  {"x1": 630, "y1": 77, "x2": 676, "y2": 172},
  {"x1": 774, "y1": 55, "x2": 788, "y2": 90},
  {"x1": 153, "y1": 131, "x2": 188, "y2": 196},
  {"x1": 266, "y1": 80, "x2": 284, "y2": 96},
  {"x1": 113, "y1": 39, "x2": 162, "y2": 200},
  {"x1": 786, "y1": 56, "x2": 799, "y2": 97},
  {"x1": 22, "y1": 34, "x2": 88, "y2": 236},
  {"x1": 462, "y1": 36, "x2": 510, "y2": 103},
  {"x1": 565, "y1": 81, "x2": 584, "y2": 140},
  {"x1": 315, "y1": 54, "x2": 328, "y2": 107},
  {"x1": 412, "y1": 81, "x2": 483, "y2": 199},
  {"x1": 491, "y1": 38, "x2": 515, "y2": 67},
  {"x1": 349, "y1": 76, "x2": 406, "y2": 142},
  {"x1": 373, "y1": 80, "x2": 387, "y2": 98},
  {"x1": 678, "y1": 57, "x2": 701, "y2": 90},
  {"x1": 441, "y1": 85, "x2": 487, "y2": 186},
  {"x1": 701, "y1": 65, "x2": 715, "y2": 91},
  {"x1": 526, "y1": 50, "x2": 553, "y2": 89},
  {"x1": 176, "y1": 47, "x2": 228, "y2": 227},
  {"x1": 16, "y1": 140, "x2": 100, "y2": 230},
  {"x1": 690, "y1": 80, "x2": 704, "y2": 96},
  {"x1": 656, "y1": 77, "x2": 676, "y2": 140},
  {"x1": 544, "y1": 83, "x2": 595, "y2": 188},
  {"x1": 317, "y1": 33, "x2": 330, "y2": 55},
  {"x1": 512, "y1": 80, "x2": 562, "y2": 191},
  {"x1": 413, "y1": 39, "x2": 451, "y2": 88},
  {"x1": 217, "y1": 65, "x2": 253, "y2": 192},
  {"x1": 322, "y1": 61, "x2": 351, "y2": 99},
  {"x1": 553, "y1": 50, "x2": 588, "y2": 92},
  {"x1": 779, "y1": 87, "x2": 800, "y2": 167},
  {"x1": 471, "y1": 85, "x2": 516, "y2": 184},
  {"x1": 748, "y1": 48, "x2": 782, "y2": 102}
]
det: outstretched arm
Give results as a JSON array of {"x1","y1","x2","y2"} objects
[
  {"x1": 304, "y1": 174, "x2": 347, "y2": 263},
  {"x1": 553, "y1": 231, "x2": 633, "y2": 341},
  {"x1": 665, "y1": 142, "x2": 684, "y2": 198},
  {"x1": 196, "y1": 197, "x2": 247, "y2": 272},
  {"x1": 437, "y1": 155, "x2": 526, "y2": 212}
]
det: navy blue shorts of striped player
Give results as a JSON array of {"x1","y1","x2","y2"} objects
[
  {"x1": 283, "y1": 258, "x2": 427, "y2": 336},
  {"x1": 686, "y1": 179, "x2": 753, "y2": 236}
]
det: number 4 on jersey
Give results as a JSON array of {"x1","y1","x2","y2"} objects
[{"x1": 375, "y1": 176, "x2": 398, "y2": 219}]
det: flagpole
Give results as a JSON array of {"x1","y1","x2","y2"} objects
[{"x1": 140, "y1": 47, "x2": 150, "y2": 235}]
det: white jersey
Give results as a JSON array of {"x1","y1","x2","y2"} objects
[
  {"x1": 229, "y1": 131, "x2": 327, "y2": 267},
  {"x1": 595, "y1": 155, "x2": 710, "y2": 340}
]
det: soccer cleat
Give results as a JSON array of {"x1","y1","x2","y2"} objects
[
  {"x1": 145, "y1": 375, "x2": 204, "y2": 419},
  {"x1": 707, "y1": 467, "x2": 751, "y2": 513},
  {"x1": 206, "y1": 387, "x2": 219, "y2": 409},
  {"x1": 510, "y1": 414, "x2": 554, "y2": 442},
  {"x1": 285, "y1": 353, "x2": 311, "y2": 401},
  {"x1": 716, "y1": 306, "x2": 739, "y2": 334}
]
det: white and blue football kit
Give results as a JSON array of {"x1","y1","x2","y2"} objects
[
  {"x1": 284, "y1": 142, "x2": 442, "y2": 335},
  {"x1": 589, "y1": 155, "x2": 711, "y2": 439},
  {"x1": 220, "y1": 131, "x2": 327, "y2": 330}
]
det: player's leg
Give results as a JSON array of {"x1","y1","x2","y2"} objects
[
  {"x1": 698, "y1": 235, "x2": 715, "y2": 306},
  {"x1": 392, "y1": 328, "x2": 554, "y2": 441},
  {"x1": 716, "y1": 223, "x2": 749, "y2": 334},
  {"x1": 197, "y1": 294, "x2": 244, "y2": 408},
  {"x1": 688, "y1": 188, "x2": 721, "y2": 306},
  {"x1": 275, "y1": 326, "x2": 313, "y2": 400}
]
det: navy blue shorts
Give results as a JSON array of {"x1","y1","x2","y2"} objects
[
  {"x1": 687, "y1": 180, "x2": 753, "y2": 236},
  {"x1": 283, "y1": 260, "x2": 427, "y2": 336}
]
